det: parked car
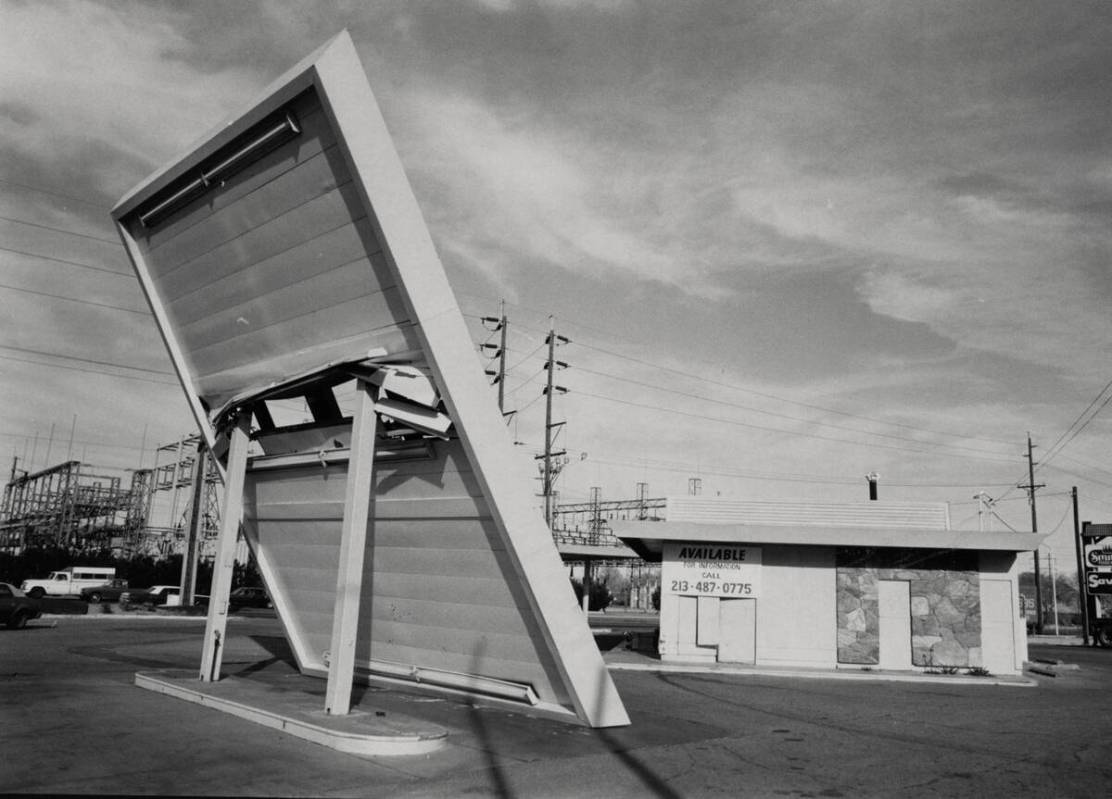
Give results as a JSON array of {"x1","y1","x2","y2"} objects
[
  {"x1": 193, "y1": 586, "x2": 272, "y2": 612},
  {"x1": 119, "y1": 585, "x2": 181, "y2": 609},
  {"x1": 80, "y1": 579, "x2": 130, "y2": 604},
  {"x1": 22, "y1": 565, "x2": 117, "y2": 598},
  {"x1": 229, "y1": 586, "x2": 272, "y2": 611},
  {"x1": 1092, "y1": 618, "x2": 1112, "y2": 648},
  {"x1": 0, "y1": 582, "x2": 43, "y2": 629}
]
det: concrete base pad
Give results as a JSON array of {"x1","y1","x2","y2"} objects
[{"x1": 135, "y1": 670, "x2": 448, "y2": 756}]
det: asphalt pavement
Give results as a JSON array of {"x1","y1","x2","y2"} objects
[{"x1": 2, "y1": 610, "x2": 1111, "y2": 797}]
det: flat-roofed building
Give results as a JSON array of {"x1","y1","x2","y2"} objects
[{"x1": 615, "y1": 497, "x2": 1041, "y2": 676}]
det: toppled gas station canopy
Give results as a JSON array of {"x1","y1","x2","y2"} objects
[{"x1": 112, "y1": 31, "x2": 628, "y2": 729}]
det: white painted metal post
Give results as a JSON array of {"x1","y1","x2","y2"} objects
[
  {"x1": 199, "y1": 415, "x2": 250, "y2": 682},
  {"x1": 324, "y1": 381, "x2": 377, "y2": 715}
]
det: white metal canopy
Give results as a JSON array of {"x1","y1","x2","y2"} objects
[{"x1": 112, "y1": 31, "x2": 628, "y2": 728}]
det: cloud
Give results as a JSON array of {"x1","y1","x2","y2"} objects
[
  {"x1": 401, "y1": 89, "x2": 692, "y2": 289},
  {"x1": 856, "y1": 270, "x2": 958, "y2": 327},
  {"x1": 0, "y1": 0, "x2": 263, "y2": 193}
]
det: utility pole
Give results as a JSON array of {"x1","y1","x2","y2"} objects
[
  {"x1": 1048, "y1": 550, "x2": 1059, "y2": 635},
  {"x1": 480, "y1": 301, "x2": 509, "y2": 416},
  {"x1": 637, "y1": 482, "x2": 648, "y2": 520},
  {"x1": 1021, "y1": 433, "x2": 1046, "y2": 634},
  {"x1": 1072, "y1": 487, "x2": 1089, "y2": 646},
  {"x1": 497, "y1": 302, "x2": 507, "y2": 415},
  {"x1": 539, "y1": 318, "x2": 568, "y2": 527}
]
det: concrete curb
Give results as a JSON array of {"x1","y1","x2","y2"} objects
[
  {"x1": 40, "y1": 613, "x2": 214, "y2": 621},
  {"x1": 606, "y1": 660, "x2": 1037, "y2": 687},
  {"x1": 1028, "y1": 635, "x2": 1086, "y2": 646},
  {"x1": 135, "y1": 670, "x2": 448, "y2": 757}
]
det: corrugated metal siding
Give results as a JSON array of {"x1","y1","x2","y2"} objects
[
  {"x1": 666, "y1": 497, "x2": 951, "y2": 530},
  {"x1": 241, "y1": 439, "x2": 568, "y2": 707}
]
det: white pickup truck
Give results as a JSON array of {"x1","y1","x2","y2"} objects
[{"x1": 21, "y1": 566, "x2": 117, "y2": 598}]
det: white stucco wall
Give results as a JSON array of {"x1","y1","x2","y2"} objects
[
  {"x1": 657, "y1": 538, "x2": 1024, "y2": 676},
  {"x1": 658, "y1": 544, "x2": 838, "y2": 666},
  {"x1": 979, "y1": 550, "x2": 1025, "y2": 673},
  {"x1": 755, "y1": 545, "x2": 838, "y2": 668}
]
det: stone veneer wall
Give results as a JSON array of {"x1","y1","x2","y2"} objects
[{"x1": 836, "y1": 548, "x2": 982, "y2": 668}]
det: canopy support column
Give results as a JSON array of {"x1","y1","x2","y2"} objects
[
  {"x1": 325, "y1": 380, "x2": 378, "y2": 715},
  {"x1": 199, "y1": 414, "x2": 250, "y2": 682}
]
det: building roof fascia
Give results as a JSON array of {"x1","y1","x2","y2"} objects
[{"x1": 612, "y1": 519, "x2": 1044, "y2": 555}]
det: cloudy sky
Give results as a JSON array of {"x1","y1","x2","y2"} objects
[{"x1": 2, "y1": 0, "x2": 1111, "y2": 570}]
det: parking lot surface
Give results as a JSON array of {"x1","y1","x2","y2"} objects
[{"x1": 2, "y1": 613, "x2": 1111, "y2": 797}]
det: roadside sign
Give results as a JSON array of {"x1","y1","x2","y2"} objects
[
  {"x1": 1087, "y1": 572, "x2": 1112, "y2": 595},
  {"x1": 1083, "y1": 527, "x2": 1112, "y2": 595},
  {"x1": 662, "y1": 542, "x2": 761, "y2": 598},
  {"x1": 1085, "y1": 536, "x2": 1112, "y2": 572}
]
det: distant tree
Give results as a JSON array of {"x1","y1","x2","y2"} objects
[
  {"x1": 570, "y1": 578, "x2": 612, "y2": 611},
  {"x1": 1019, "y1": 570, "x2": 1080, "y2": 612}
]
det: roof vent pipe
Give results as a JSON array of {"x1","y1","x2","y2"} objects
[{"x1": 865, "y1": 472, "x2": 879, "y2": 501}]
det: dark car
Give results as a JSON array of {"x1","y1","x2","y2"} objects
[
  {"x1": 194, "y1": 586, "x2": 272, "y2": 612},
  {"x1": 229, "y1": 586, "x2": 272, "y2": 611},
  {"x1": 80, "y1": 579, "x2": 130, "y2": 604},
  {"x1": 0, "y1": 582, "x2": 43, "y2": 629},
  {"x1": 1092, "y1": 618, "x2": 1112, "y2": 648},
  {"x1": 119, "y1": 585, "x2": 181, "y2": 609}
]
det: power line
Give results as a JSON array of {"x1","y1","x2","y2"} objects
[
  {"x1": 505, "y1": 342, "x2": 547, "y2": 373},
  {"x1": 1052, "y1": 451, "x2": 1112, "y2": 480},
  {"x1": 988, "y1": 512, "x2": 1022, "y2": 533},
  {"x1": 0, "y1": 428, "x2": 162, "y2": 453},
  {"x1": 1039, "y1": 379, "x2": 1112, "y2": 470},
  {"x1": 582, "y1": 453, "x2": 1020, "y2": 491},
  {"x1": 467, "y1": 300, "x2": 1033, "y2": 498},
  {"x1": 574, "y1": 387, "x2": 1019, "y2": 465},
  {"x1": 1041, "y1": 497, "x2": 1075, "y2": 537},
  {"x1": 464, "y1": 293, "x2": 1018, "y2": 450},
  {"x1": 996, "y1": 382, "x2": 1112, "y2": 507},
  {"x1": 514, "y1": 390, "x2": 546, "y2": 415},
  {"x1": 505, "y1": 367, "x2": 547, "y2": 396},
  {"x1": 1037, "y1": 462, "x2": 1112, "y2": 492},
  {"x1": 572, "y1": 362, "x2": 1017, "y2": 461},
  {"x1": 585, "y1": 454, "x2": 855, "y2": 486},
  {"x1": 576, "y1": 337, "x2": 1018, "y2": 451},
  {"x1": 0, "y1": 353, "x2": 177, "y2": 386}
]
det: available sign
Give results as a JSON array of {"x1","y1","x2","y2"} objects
[{"x1": 662, "y1": 542, "x2": 761, "y2": 599}]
